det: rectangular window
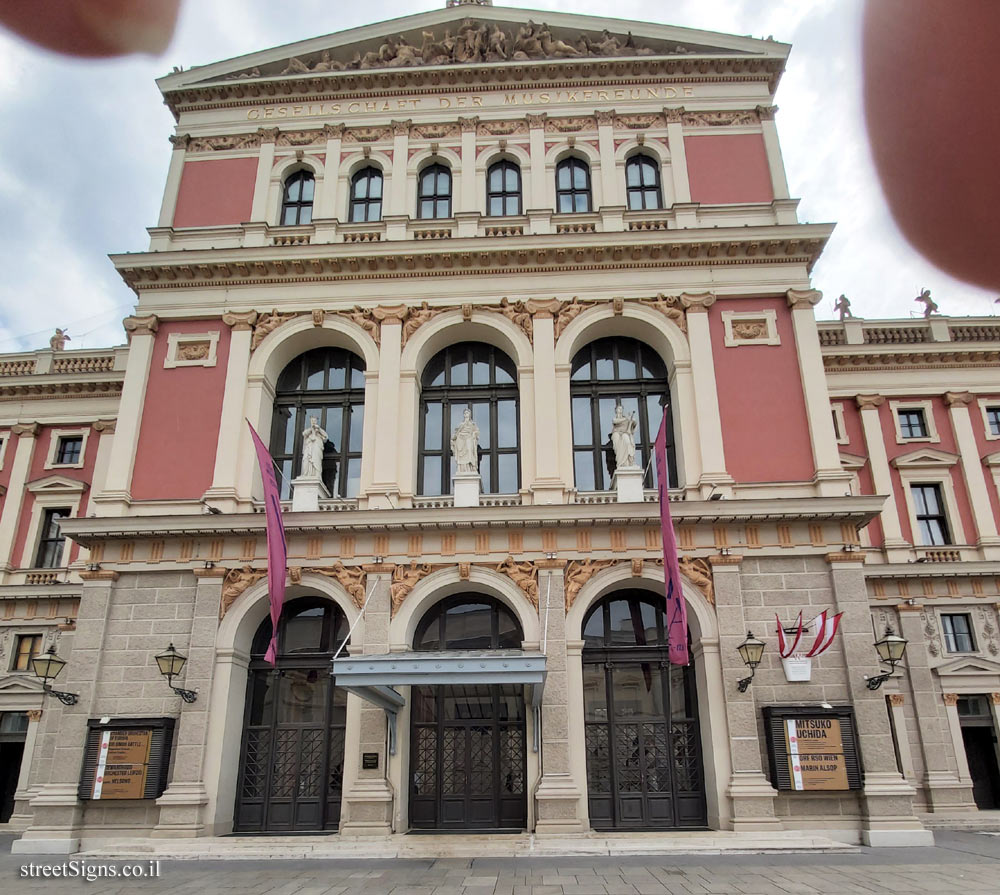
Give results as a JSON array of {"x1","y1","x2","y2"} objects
[
  {"x1": 35, "y1": 507, "x2": 70, "y2": 568},
  {"x1": 911, "y1": 483, "x2": 950, "y2": 545},
  {"x1": 987, "y1": 407, "x2": 1000, "y2": 436},
  {"x1": 831, "y1": 409, "x2": 842, "y2": 441},
  {"x1": 941, "y1": 614, "x2": 975, "y2": 653},
  {"x1": 898, "y1": 409, "x2": 928, "y2": 439},
  {"x1": 55, "y1": 435, "x2": 83, "y2": 465},
  {"x1": 13, "y1": 634, "x2": 42, "y2": 671}
]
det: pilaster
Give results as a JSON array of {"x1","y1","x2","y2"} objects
[
  {"x1": 318, "y1": 123, "x2": 344, "y2": 220},
  {"x1": 203, "y1": 312, "x2": 258, "y2": 511},
  {"x1": 368, "y1": 314, "x2": 402, "y2": 509},
  {"x1": 856, "y1": 394, "x2": 910, "y2": 559},
  {"x1": 96, "y1": 315, "x2": 158, "y2": 515},
  {"x1": 458, "y1": 116, "x2": 478, "y2": 213},
  {"x1": 680, "y1": 293, "x2": 732, "y2": 496},
  {"x1": 527, "y1": 302, "x2": 566, "y2": 504},
  {"x1": 389, "y1": 120, "x2": 410, "y2": 216},
  {"x1": 249, "y1": 128, "x2": 277, "y2": 222},
  {"x1": 945, "y1": 391, "x2": 1000, "y2": 558},
  {"x1": 0, "y1": 423, "x2": 39, "y2": 579},
  {"x1": 9, "y1": 708, "x2": 43, "y2": 829},
  {"x1": 527, "y1": 113, "x2": 547, "y2": 209},
  {"x1": 157, "y1": 134, "x2": 188, "y2": 228},
  {"x1": 756, "y1": 106, "x2": 790, "y2": 200},
  {"x1": 664, "y1": 109, "x2": 692, "y2": 204},
  {"x1": 596, "y1": 109, "x2": 616, "y2": 205}
]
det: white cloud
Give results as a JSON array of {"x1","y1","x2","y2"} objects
[{"x1": 0, "y1": 0, "x2": 993, "y2": 354}]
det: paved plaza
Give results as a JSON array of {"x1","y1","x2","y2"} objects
[{"x1": 2, "y1": 832, "x2": 1000, "y2": 894}]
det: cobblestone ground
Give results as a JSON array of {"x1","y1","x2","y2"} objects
[{"x1": 3, "y1": 832, "x2": 999, "y2": 894}]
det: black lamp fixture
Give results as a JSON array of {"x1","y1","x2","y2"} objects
[
  {"x1": 31, "y1": 646, "x2": 79, "y2": 705},
  {"x1": 155, "y1": 644, "x2": 198, "y2": 703},
  {"x1": 736, "y1": 631, "x2": 765, "y2": 693},
  {"x1": 864, "y1": 625, "x2": 908, "y2": 690}
]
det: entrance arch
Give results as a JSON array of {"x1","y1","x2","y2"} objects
[
  {"x1": 233, "y1": 596, "x2": 350, "y2": 832},
  {"x1": 408, "y1": 595, "x2": 528, "y2": 830},
  {"x1": 580, "y1": 590, "x2": 707, "y2": 829}
]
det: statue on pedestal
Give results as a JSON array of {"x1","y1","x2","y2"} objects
[
  {"x1": 451, "y1": 408, "x2": 480, "y2": 474},
  {"x1": 49, "y1": 329, "x2": 70, "y2": 351},
  {"x1": 609, "y1": 403, "x2": 638, "y2": 469},
  {"x1": 300, "y1": 417, "x2": 328, "y2": 479},
  {"x1": 915, "y1": 288, "x2": 938, "y2": 317},
  {"x1": 834, "y1": 294, "x2": 854, "y2": 320}
]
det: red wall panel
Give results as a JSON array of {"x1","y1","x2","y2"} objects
[
  {"x1": 684, "y1": 133, "x2": 774, "y2": 205},
  {"x1": 172, "y1": 158, "x2": 257, "y2": 228}
]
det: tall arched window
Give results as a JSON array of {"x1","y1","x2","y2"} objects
[
  {"x1": 414, "y1": 595, "x2": 523, "y2": 651},
  {"x1": 556, "y1": 156, "x2": 592, "y2": 213},
  {"x1": 349, "y1": 166, "x2": 383, "y2": 222},
  {"x1": 418, "y1": 342, "x2": 519, "y2": 496},
  {"x1": 418, "y1": 163, "x2": 452, "y2": 219},
  {"x1": 487, "y1": 159, "x2": 522, "y2": 216},
  {"x1": 570, "y1": 337, "x2": 676, "y2": 491},
  {"x1": 270, "y1": 347, "x2": 366, "y2": 499},
  {"x1": 280, "y1": 170, "x2": 315, "y2": 225},
  {"x1": 235, "y1": 597, "x2": 350, "y2": 832},
  {"x1": 626, "y1": 154, "x2": 663, "y2": 210}
]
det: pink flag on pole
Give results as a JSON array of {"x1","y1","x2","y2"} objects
[
  {"x1": 247, "y1": 420, "x2": 287, "y2": 666},
  {"x1": 654, "y1": 408, "x2": 689, "y2": 666}
]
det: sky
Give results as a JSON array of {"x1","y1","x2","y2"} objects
[{"x1": 0, "y1": 0, "x2": 995, "y2": 353}]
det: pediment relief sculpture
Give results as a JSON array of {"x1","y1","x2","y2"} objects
[
  {"x1": 496, "y1": 555, "x2": 539, "y2": 610},
  {"x1": 310, "y1": 563, "x2": 368, "y2": 609},
  {"x1": 220, "y1": 565, "x2": 266, "y2": 619},
  {"x1": 223, "y1": 20, "x2": 700, "y2": 81},
  {"x1": 564, "y1": 558, "x2": 616, "y2": 612},
  {"x1": 391, "y1": 561, "x2": 436, "y2": 616}
]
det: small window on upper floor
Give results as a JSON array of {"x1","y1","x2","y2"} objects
[
  {"x1": 349, "y1": 166, "x2": 383, "y2": 223},
  {"x1": 941, "y1": 613, "x2": 975, "y2": 653},
  {"x1": 280, "y1": 170, "x2": 314, "y2": 225},
  {"x1": 911, "y1": 483, "x2": 950, "y2": 545},
  {"x1": 55, "y1": 435, "x2": 83, "y2": 466},
  {"x1": 13, "y1": 634, "x2": 42, "y2": 671},
  {"x1": 487, "y1": 160, "x2": 522, "y2": 216},
  {"x1": 898, "y1": 408, "x2": 928, "y2": 439},
  {"x1": 987, "y1": 407, "x2": 1000, "y2": 436},
  {"x1": 35, "y1": 507, "x2": 70, "y2": 569},
  {"x1": 625, "y1": 155, "x2": 662, "y2": 210},
  {"x1": 556, "y1": 157, "x2": 592, "y2": 213},
  {"x1": 418, "y1": 163, "x2": 452, "y2": 219}
]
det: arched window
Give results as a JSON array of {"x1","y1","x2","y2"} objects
[
  {"x1": 418, "y1": 163, "x2": 452, "y2": 219},
  {"x1": 570, "y1": 337, "x2": 676, "y2": 491},
  {"x1": 626, "y1": 154, "x2": 662, "y2": 210},
  {"x1": 414, "y1": 595, "x2": 523, "y2": 651},
  {"x1": 418, "y1": 342, "x2": 519, "y2": 496},
  {"x1": 280, "y1": 169, "x2": 315, "y2": 225},
  {"x1": 349, "y1": 166, "x2": 383, "y2": 222},
  {"x1": 270, "y1": 347, "x2": 366, "y2": 500},
  {"x1": 487, "y1": 159, "x2": 522, "y2": 216},
  {"x1": 236, "y1": 597, "x2": 350, "y2": 832},
  {"x1": 556, "y1": 156, "x2": 592, "y2": 213}
]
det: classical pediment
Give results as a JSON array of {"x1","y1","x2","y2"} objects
[
  {"x1": 26, "y1": 474, "x2": 88, "y2": 494},
  {"x1": 838, "y1": 451, "x2": 867, "y2": 470},
  {"x1": 159, "y1": 6, "x2": 786, "y2": 91},
  {"x1": 984, "y1": 451, "x2": 1000, "y2": 467},
  {"x1": 0, "y1": 673, "x2": 45, "y2": 696},
  {"x1": 934, "y1": 655, "x2": 1000, "y2": 679},
  {"x1": 890, "y1": 448, "x2": 959, "y2": 469}
]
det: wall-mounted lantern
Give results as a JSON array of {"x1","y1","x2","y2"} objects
[
  {"x1": 31, "y1": 646, "x2": 79, "y2": 705},
  {"x1": 864, "y1": 625, "x2": 908, "y2": 690},
  {"x1": 155, "y1": 643, "x2": 198, "y2": 703},
  {"x1": 736, "y1": 631, "x2": 765, "y2": 693}
]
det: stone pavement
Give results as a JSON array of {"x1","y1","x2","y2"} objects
[{"x1": 3, "y1": 831, "x2": 999, "y2": 894}]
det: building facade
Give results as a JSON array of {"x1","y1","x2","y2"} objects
[{"x1": 3, "y1": 2, "x2": 1000, "y2": 854}]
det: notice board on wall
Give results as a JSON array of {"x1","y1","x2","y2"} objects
[
  {"x1": 763, "y1": 706, "x2": 862, "y2": 792},
  {"x1": 78, "y1": 717, "x2": 175, "y2": 801}
]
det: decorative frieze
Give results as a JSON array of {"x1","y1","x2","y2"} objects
[
  {"x1": 187, "y1": 133, "x2": 261, "y2": 152},
  {"x1": 681, "y1": 109, "x2": 759, "y2": 127},
  {"x1": 545, "y1": 116, "x2": 597, "y2": 133}
]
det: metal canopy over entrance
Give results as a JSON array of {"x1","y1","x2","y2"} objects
[{"x1": 332, "y1": 649, "x2": 546, "y2": 754}]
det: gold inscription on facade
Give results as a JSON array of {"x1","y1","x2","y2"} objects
[{"x1": 246, "y1": 86, "x2": 695, "y2": 121}]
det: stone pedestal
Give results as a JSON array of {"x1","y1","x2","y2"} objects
[
  {"x1": 453, "y1": 471, "x2": 481, "y2": 508},
  {"x1": 290, "y1": 475, "x2": 329, "y2": 512},
  {"x1": 611, "y1": 465, "x2": 644, "y2": 503}
]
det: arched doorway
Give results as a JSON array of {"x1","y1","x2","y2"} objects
[
  {"x1": 234, "y1": 597, "x2": 349, "y2": 832},
  {"x1": 409, "y1": 595, "x2": 527, "y2": 830},
  {"x1": 582, "y1": 590, "x2": 706, "y2": 829}
]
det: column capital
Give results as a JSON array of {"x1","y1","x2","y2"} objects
[
  {"x1": 193, "y1": 566, "x2": 227, "y2": 578},
  {"x1": 256, "y1": 127, "x2": 280, "y2": 143},
  {"x1": 991, "y1": 692, "x2": 1000, "y2": 705},
  {"x1": 595, "y1": 108, "x2": 616, "y2": 125},
  {"x1": 526, "y1": 112, "x2": 548, "y2": 128},
  {"x1": 92, "y1": 419, "x2": 117, "y2": 434},
  {"x1": 525, "y1": 298, "x2": 562, "y2": 318},
  {"x1": 709, "y1": 553, "x2": 743, "y2": 566},
  {"x1": 79, "y1": 569, "x2": 120, "y2": 582},
  {"x1": 888, "y1": 693, "x2": 905, "y2": 707},
  {"x1": 755, "y1": 104, "x2": 779, "y2": 121},
  {"x1": 26, "y1": 709, "x2": 43, "y2": 721},
  {"x1": 458, "y1": 116, "x2": 480, "y2": 133},
  {"x1": 944, "y1": 390, "x2": 975, "y2": 407},
  {"x1": 322, "y1": 123, "x2": 346, "y2": 140},
  {"x1": 10, "y1": 423, "x2": 38, "y2": 437},
  {"x1": 786, "y1": 288, "x2": 822, "y2": 309},
  {"x1": 825, "y1": 550, "x2": 867, "y2": 563},
  {"x1": 943, "y1": 692, "x2": 959, "y2": 706},
  {"x1": 663, "y1": 106, "x2": 685, "y2": 123},
  {"x1": 222, "y1": 310, "x2": 259, "y2": 331},
  {"x1": 123, "y1": 314, "x2": 159, "y2": 337},
  {"x1": 168, "y1": 133, "x2": 190, "y2": 150},
  {"x1": 855, "y1": 393, "x2": 885, "y2": 410},
  {"x1": 679, "y1": 291, "x2": 717, "y2": 311},
  {"x1": 390, "y1": 119, "x2": 412, "y2": 137},
  {"x1": 371, "y1": 304, "x2": 408, "y2": 326},
  {"x1": 536, "y1": 558, "x2": 567, "y2": 570}
]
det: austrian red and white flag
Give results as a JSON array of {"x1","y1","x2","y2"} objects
[
  {"x1": 247, "y1": 420, "x2": 288, "y2": 666},
  {"x1": 654, "y1": 408, "x2": 689, "y2": 666}
]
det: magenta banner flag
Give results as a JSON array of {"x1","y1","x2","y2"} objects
[
  {"x1": 247, "y1": 420, "x2": 287, "y2": 666},
  {"x1": 654, "y1": 409, "x2": 689, "y2": 666}
]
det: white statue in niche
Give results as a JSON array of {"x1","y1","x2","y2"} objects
[
  {"x1": 609, "y1": 402, "x2": 638, "y2": 469},
  {"x1": 300, "y1": 416, "x2": 328, "y2": 479},
  {"x1": 451, "y1": 408, "x2": 480, "y2": 475}
]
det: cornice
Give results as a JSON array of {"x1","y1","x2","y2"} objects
[
  {"x1": 112, "y1": 224, "x2": 831, "y2": 293},
  {"x1": 0, "y1": 381, "x2": 123, "y2": 402},
  {"x1": 825, "y1": 348, "x2": 1000, "y2": 373},
  {"x1": 58, "y1": 494, "x2": 886, "y2": 545}
]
